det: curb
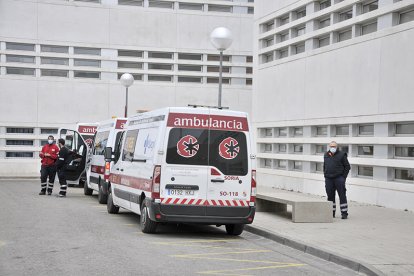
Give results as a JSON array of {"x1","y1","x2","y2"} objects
[{"x1": 245, "y1": 224, "x2": 384, "y2": 276}]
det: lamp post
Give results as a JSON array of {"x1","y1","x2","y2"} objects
[
  {"x1": 120, "y1": 73, "x2": 134, "y2": 117},
  {"x1": 210, "y1": 27, "x2": 233, "y2": 109}
]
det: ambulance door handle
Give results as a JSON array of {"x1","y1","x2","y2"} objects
[{"x1": 211, "y1": 179, "x2": 224, "y2": 183}]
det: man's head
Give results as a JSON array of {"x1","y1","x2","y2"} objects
[
  {"x1": 58, "y1": 138, "x2": 65, "y2": 148},
  {"x1": 328, "y1": 141, "x2": 338, "y2": 153},
  {"x1": 48, "y1": 135, "x2": 54, "y2": 145}
]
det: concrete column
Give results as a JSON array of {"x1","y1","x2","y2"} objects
[
  {"x1": 374, "y1": 166, "x2": 388, "y2": 181},
  {"x1": 352, "y1": 24, "x2": 361, "y2": 37},
  {"x1": 303, "y1": 161, "x2": 312, "y2": 173},
  {"x1": 375, "y1": 122, "x2": 391, "y2": 137},
  {"x1": 374, "y1": 144, "x2": 393, "y2": 159},
  {"x1": 306, "y1": 1, "x2": 317, "y2": 15},
  {"x1": 378, "y1": 13, "x2": 399, "y2": 30}
]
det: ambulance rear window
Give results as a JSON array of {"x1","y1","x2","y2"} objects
[{"x1": 166, "y1": 128, "x2": 248, "y2": 176}]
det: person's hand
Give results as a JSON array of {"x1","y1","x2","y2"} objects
[{"x1": 44, "y1": 153, "x2": 51, "y2": 157}]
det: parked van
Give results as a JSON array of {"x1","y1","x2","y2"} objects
[
  {"x1": 104, "y1": 107, "x2": 256, "y2": 235},
  {"x1": 84, "y1": 118, "x2": 127, "y2": 203}
]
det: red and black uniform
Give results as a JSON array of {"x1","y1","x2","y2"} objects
[
  {"x1": 39, "y1": 143, "x2": 59, "y2": 194},
  {"x1": 56, "y1": 146, "x2": 71, "y2": 197}
]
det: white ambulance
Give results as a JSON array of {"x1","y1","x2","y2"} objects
[
  {"x1": 84, "y1": 118, "x2": 127, "y2": 204},
  {"x1": 104, "y1": 107, "x2": 256, "y2": 235},
  {"x1": 75, "y1": 123, "x2": 98, "y2": 186}
]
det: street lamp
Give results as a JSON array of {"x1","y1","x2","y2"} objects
[
  {"x1": 210, "y1": 27, "x2": 233, "y2": 109},
  {"x1": 120, "y1": 73, "x2": 134, "y2": 117}
]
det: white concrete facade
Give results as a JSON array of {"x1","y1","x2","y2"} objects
[
  {"x1": 0, "y1": 0, "x2": 254, "y2": 177},
  {"x1": 253, "y1": 0, "x2": 414, "y2": 211}
]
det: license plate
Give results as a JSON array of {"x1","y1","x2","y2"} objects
[{"x1": 167, "y1": 189, "x2": 194, "y2": 196}]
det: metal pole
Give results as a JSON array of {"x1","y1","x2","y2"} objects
[
  {"x1": 124, "y1": 87, "x2": 128, "y2": 117},
  {"x1": 218, "y1": 50, "x2": 223, "y2": 109}
]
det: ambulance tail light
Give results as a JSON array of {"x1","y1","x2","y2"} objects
[
  {"x1": 151, "y1": 165, "x2": 161, "y2": 199},
  {"x1": 104, "y1": 161, "x2": 111, "y2": 181},
  {"x1": 250, "y1": 170, "x2": 256, "y2": 205}
]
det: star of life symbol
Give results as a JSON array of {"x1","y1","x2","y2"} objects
[
  {"x1": 84, "y1": 138, "x2": 93, "y2": 147},
  {"x1": 219, "y1": 137, "x2": 239, "y2": 160},
  {"x1": 177, "y1": 135, "x2": 199, "y2": 158}
]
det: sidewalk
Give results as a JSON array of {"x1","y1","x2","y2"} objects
[{"x1": 246, "y1": 199, "x2": 414, "y2": 276}]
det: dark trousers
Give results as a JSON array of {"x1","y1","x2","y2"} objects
[
  {"x1": 325, "y1": 176, "x2": 348, "y2": 215},
  {"x1": 40, "y1": 165, "x2": 56, "y2": 193},
  {"x1": 57, "y1": 167, "x2": 67, "y2": 196}
]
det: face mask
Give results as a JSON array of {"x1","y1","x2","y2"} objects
[
  {"x1": 48, "y1": 140, "x2": 54, "y2": 145},
  {"x1": 329, "y1": 147, "x2": 337, "y2": 153}
]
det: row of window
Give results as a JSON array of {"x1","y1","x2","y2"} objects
[
  {"x1": 259, "y1": 158, "x2": 414, "y2": 182},
  {"x1": 66, "y1": 0, "x2": 254, "y2": 14},
  {"x1": 259, "y1": 2, "x2": 414, "y2": 63},
  {"x1": 259, "y1": 122, "x2": 414, "y2": 138}
]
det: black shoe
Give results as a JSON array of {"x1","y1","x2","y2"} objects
[
  {"x1": 47, "y1": 192, "x2": 52, "y2": 196},
  {"x1": 58, "y1": 194, "x2": 66, "y2": 198},
  {"x1": 39, "y1": 190, "x2": 46, "y2": 195},
  {"x1": 341, "y1": 213, "x2": 348, "y2": 219}
]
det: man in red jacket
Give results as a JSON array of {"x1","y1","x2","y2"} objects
[{"x1": 39, "y1": 135, "x2": 60, "y2": 195}]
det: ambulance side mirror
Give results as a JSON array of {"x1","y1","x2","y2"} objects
[{"x1": 104, "y1": 147, "x2": 113, "y2": 161}]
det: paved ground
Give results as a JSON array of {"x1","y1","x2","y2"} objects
[
  {"x1": 0, "y1": 180, "x2": 359, "y2": 276},
  {"x1": 249, "y1": 195, "x2": 414, "y2": 276}
]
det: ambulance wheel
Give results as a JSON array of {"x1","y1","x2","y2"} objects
[
  {"x1": 84, "y1": 181, "x2": 93, "y2": 196},
  {"x1": 225, "y1": 224, "x2": 244, "y2": 236},
  {"x1": 98, "y1": 184, "x2": 108, "y2": 204},
  {"x1": 107, "y1": 190, "x2": 119, "y2": 214},
  {"x1": 140, "y1": 202, "x2": 157, "y2": 234}
]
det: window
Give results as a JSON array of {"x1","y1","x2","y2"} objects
[
  {"x1": 274, "y1": 144, "x2": 284, "y2": 153},
  {"x1": 358, "y1": 166, "x2": 373, "y2": 177},
  {"x1": 362, "y1": 21, "x2": 377, "y2": 35},
  {"x1": 148, "y1": 75, "x2": 172, "y2": 82},
  {"x1": 6, "y1": 67, "x2": 35, "y2": 76},
  {"x1": 207, "y1": 78, "x2": 230, "y2": 84},
  {"x1": 358, "y1": 145, "x2": 374, "y2": 156},
  {"x1": 296, "y1": 26, "x2": 306, "y2": 37},
  {"x1": 75, "y1": 0, "x2": 100, "y2": 2},
  {"x1": 94, "y1": 131, "x2": 110, "y2": 156},
  {"x1": 276, "y1": 160, "x2": 287, "y2": 169},
  {"x1": 319, "y1": 17, "x2": 330, "y2": 29},
  {"x1": 263, "y1": 20, "x2": 275, "y2": 32},
  {"x1": 395, "y1": 122, "x2": 414, "y2": 135},
  {"x1": 41, "y1": 69, "x2": 69, "y2": 77},
  {"x1": 294, "y1": 43, "x2": 305, "y2": 54},
  {"x1": 208, "y1": 5, "x2": 232, "y2": 13},
  {"x1": 6, "y1": 140, "x2": 34, "y2": 146},
  {"x1": 207, "y1": 55, "x2": 230, "y2": 62},
  {"x1": 263, "y1": 52, "x2": 274, "y2": 63},
  {"x1": 41, "y1": 128, "x2": 58, "y2": 134},
  {"x1": 264, "y1": 159, "x2": 272, "y2": 168},
  {"x1": 319, "y1": 0, "x2": 331, "y2": 10},
  {"x1": 279, "y1": 14, "x2": 289, "y2": 26},
  {"x1": 74, "y1": 71, "x2": 100, "y2": 79},
  {"x1": 293, "y1": 161, "x2": 303, "y2": 171},
  {"x1": 6, "y1": 42, "x2": 35, "y2": 51},
  {"x1": 295, "y1": 8, "x2": 306, "y2": 19},
  {"x1": 316, "y1": 144, "x2": 326, "y2": 154},
  {"x1": 148, "y1": 63, "x2": 173, "y2": 70},
  {"x1": 395, "y1": 168, "x2": 414, "y2": 181},
  {"x1": 264, "y1": 36, "x2": 274, "y2": 47},
  {"x1": 246, "y1": 67, "x2": 253, "y2": 74},
  {"x1": 338, "y1": 29, "x2": 352, "y2": 42},
  {"x1": 362, "y1": 1, "x2": 378, "y2": 14},
  {"x1": 149, "y1": 52, "x2": 173, "y2": 59},
  {"x1": 178, "y1": 65, "x2": 202, "y2": 72},
  {"x1": 177, "y1": 77, "x2": 202, "y2": 83},
  {"x1": 41, "y1": 45, "x2": 68, "y2": 53},
  {"x1": 293, "y1": 144, "x2": 303, "y2": 153},
  {"x1": 400, "y1": 10, "x2": 414, "y2": 24},
  {"x1": 207, "y1": 66, "x2": 230, "y2": 73},
  {"x1": 74, "y1": 47, "x2": 101, "y2": 56},
  {"x1": 278, "y1": 48, "x2": 288, "y2": 59},
  {"x1": 74, "y1": 59, "x2": 101, "y2": 67},
  {"x1": 118, "y1": 61, "x2": 143, "y2": 69},
  {"x1": 339, "y1": 10, "x2": 352, "y2": 22},
  {"x1": 179, "y1": 2, "x2": 203, "y2": 11},
  {"x1": 41, "y1": 57, "x2": 69, "y2": 65},
  {"x1": 358, "y1": 124, "x2": 374, "y2": 136},
  {"x1": 315, "y1": 162, "x2": 324, "y2": 172},
  {"x1": 246, "y1": 56, "x2": 253, "y2": 63},
  {"x1": 246, "y1": 79, "x2": 253, "y2": 85},
  {"x1": 263, "y1": 144, "x2": 272, "y2": 152},
  {"x1": 6, "y1": 55, "x2": 35, "y2": 63},
  {"x1": 118, "y1": 0, "x2": 144, "y2": 6},
  {"x1": 40, "y1": 140, "x2": 48, "y2": 146},
  {"x1": 318, "y1": 36, "x2": 330, "y2": 48},
  {"x1": 395, "y1": 146, "x2": 414, "y2": 158},
  {"x1": 118, "y1": 50, "x2": 143, "y2": 57},
  {"x1": 338, "y1": 145, "x2": 349, "y2": 154},
  {"x1": 316, "y1": 126, "x2": 327, "y2": 136},
  {"x1": 7, "y1": 127, "x2": 34, "y2": 134},
  {"x1": 277, "y1": 127, "x2": 287, "y2": 137},
  {"x1": 279, "y1": 32, "x2": 289, "y2": 42},
  {"x1": 178, "y1": 53, "x2": 202, "y2": 61},
  {"x1": 248, "y1": 7, "x2": 254, "y2": 14},
  {"x1": 117, "y1": 73, "x2": 143, "y2": 80},
  {"x1": 6, "y1": 152, "x2": 34, "y2": 158},
  {"x1": 148, "y1": 0, "x2": 174, "y2": 9},
  {"x1": 122, "y1": 130, "x2": 138, "y2": 161},
  {"x1": 263, "y1": 128, "x2": 272, "y2": 137},
  {"x1": 293, "y1": 127, "x2": 303, "y2": 137},
  {"x1": 336, "y1": 125, "x2": 349, "y2": 136}
]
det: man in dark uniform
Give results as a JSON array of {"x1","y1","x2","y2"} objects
[
  {"x1": 55, "y1": 138, "x2": 71, "y2": 197},
  {"x1": 323, "y1": 141, "x2": 351, "y2": 219},
  {"x1": 39, "y1": 135, "x2": 59, "y2": 195}
]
